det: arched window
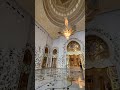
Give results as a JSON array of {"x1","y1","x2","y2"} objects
[
  {"x1": 52, "y1": 48, "x2": 58, "y2": 68},
  {"x1": 42, "y1": 47, "x2": 49, "y2": 68},
  {"x1": 45, "y1": 47, "x2": 48, "y2": 54},
  {"x1": 18, "y1": 49, "x2": 32, "y2": 89},
  {"x1": 53, "y1": 49, "x2": 57, "y2": 55}
]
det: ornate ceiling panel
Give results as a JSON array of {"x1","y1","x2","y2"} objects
[
  {"x1": 15, "y1": 0, "x2": 120, "y2": 39},
  {"x1": 43, "y1": 0, "x2": 85, "y2": 27},
  {"x1": 35, "y1": 0, "x2": 85, "y2": 39}
]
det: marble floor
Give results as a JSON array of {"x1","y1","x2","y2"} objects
[{"x1": 35, "y1": 68, "x2": 85, "y2": 90}]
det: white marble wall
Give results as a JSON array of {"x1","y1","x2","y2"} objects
[
  {"x1": 35, "y1": 22, "x2": 53, "y2": 69},
  {"x1": 52, "y1": 31, "x2": 85, "y2": 68}
]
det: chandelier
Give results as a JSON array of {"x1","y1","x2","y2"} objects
[{"x1": 59, "y1": 17, "x2": 75, "y2": 39}]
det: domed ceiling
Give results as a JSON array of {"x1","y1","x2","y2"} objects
[
  {"x1": 43, "y1": 0, "x2": 85, "y2": 27},
  {"x1": 15, "y1": 0, "x2": 120, "y2": 39},
  {"x1": 35, "y1": 0, "x2": 85, "y2": 39}
]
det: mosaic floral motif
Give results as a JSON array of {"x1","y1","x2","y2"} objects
[
  {"x1": 86, "y1": 35, "x2": 109, "y2": 61},
  {"x1": 86, "y1": 28, "x2": 120, "y2": 64},
  {"x1": 67, "y1": 41, "x2": 80, "y2": 52}
]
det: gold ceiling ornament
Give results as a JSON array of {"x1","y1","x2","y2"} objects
[
  {"x1": 43, "y1": 0, "x2": 85, "y2": 27},
  {"x1": 59, "y1": 17, "x2": 75, "y2": 39}
]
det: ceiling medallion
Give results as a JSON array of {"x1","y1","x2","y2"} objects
[
  {"x1": 43, "y1": 0, "x2": 85, "y2": 27},
  {"x1": 59, "y1": 17, "x2": 75, "y2": 39}
]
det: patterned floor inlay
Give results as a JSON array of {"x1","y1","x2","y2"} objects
[{"x1": 35, "y1": 68, "x2": 85, "y2": 90}]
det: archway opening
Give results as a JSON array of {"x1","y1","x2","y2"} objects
[
  {"x1": 42, "y1": 47, "x2": 49, "y2": 68},
  {"x1": 67, "y1": 41, "x2": 83, "y2": 70},
  {"x1": 18, "y1": 49, "x2": 32, "y2": 89},
  {"x1": 52, "y1": 49, "x2": 57, "y2": 68},
  {"x1": 86, "y1": 35, "x2": 119, "y2": 90}
]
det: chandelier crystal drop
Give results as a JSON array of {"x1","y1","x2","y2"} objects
[{"x1": 63, "y1": 17, "x2": 74, "y2": 39}]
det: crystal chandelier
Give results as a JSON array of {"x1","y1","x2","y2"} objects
[
  {"x1": 63, "y1": 17, "x2": 73, "y2": 39},
  {"x1": 59, "y1": 17, "x2": 74, "y2": 39},
  {"x1": 58, "y1": 3, "x2": 75, "y2": 40}
]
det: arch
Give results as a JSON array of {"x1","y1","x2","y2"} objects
[
  {"x1": 53, "y1": 49, "x2": 57, "y2": 55},
  {"x1": 41, "y1": 46, "x2": 49, "y2": 68},
  {"x1": 52, "y1": 47, "x2": 58, "y2": 68},
  {"x1": 86, "y1": 29, "x2": 116, "y2": 68},
  {"x1": 86, "y1": 29, "x2": 115, "y2": 65},
  {"x1": 63, "y1": 38, "x2": 85, "y2": 70},
  {"x1": 67, "y1": 41, "x2": 81, "y2": 52},
  {"x1": 18, "y1": 48, "x2": 33, "y2": 90},
  {"x1": 23, "y1": 49, "x2": 32, "y2": 65},
  {"x1": 67, "y1": 41, "x2": 81, "y2": 68},
  {"x1": 86, "y1": 35, "x2": 110, "y2": 61},
  {"x1": 45, "y1": 47, "x2": 48, "y2": 54},
  {"x1": 65, "y1": 38, "x2": 85, "y2": 53},
  {"x1": 63, "y1": 38, "x2": 85, "y2": 68}
]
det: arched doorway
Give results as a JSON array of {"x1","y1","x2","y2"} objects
[
  {"x1": 18, "y1": 49, "x2": 32, "y2": 90},
  {"x1": 86, "y1": 35, "x2": 120, "y2": 90},
  {"x1": 66, "y1": 41, "x2": 83, "y2": 70},
  {"x1": 52, "y1": 48, "x2": 58, "y2": 68},
  {"x1": 42, "y1": 47, "x2": 49, "y2": 68},
  {"x1": 86, "y1": 35, "x2": 109, "y2": 61}
]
